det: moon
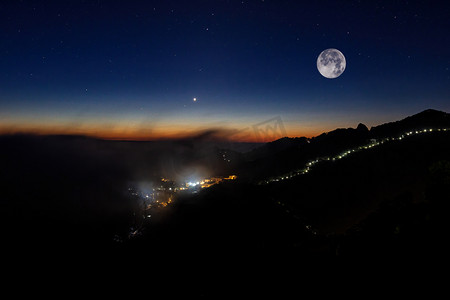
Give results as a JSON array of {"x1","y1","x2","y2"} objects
[{"x1": 317, "y1": 48, "x2": 346, "y2": 79}]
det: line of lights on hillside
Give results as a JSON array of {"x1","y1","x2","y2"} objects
[{"x1": 260, "y1": 127, "x2": 450, "y2": 185}]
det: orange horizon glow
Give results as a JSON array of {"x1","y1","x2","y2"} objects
[
  {"x1": 0, "y1": 124, "x2": 321, "y2": 142},
  {"x1": 0, "y1": 111, "x2": 372, "y2": 142}
]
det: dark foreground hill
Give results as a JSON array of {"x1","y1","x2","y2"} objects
[{"x1": 126, "y1": 129, "x2": 450, "y2": 257}]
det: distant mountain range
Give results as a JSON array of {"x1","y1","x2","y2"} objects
[
  {"x1": 249, "y1": 109, "x2": 450, "y2": 155},
  {"x1": 231, "y1": 109, "x2": 450, "y2": 180}
]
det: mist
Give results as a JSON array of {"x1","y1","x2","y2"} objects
[{"x1": 0, "y1": 129, "x2": 252, "y2": 248}]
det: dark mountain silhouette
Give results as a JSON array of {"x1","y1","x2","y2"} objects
[
  {"x1": 233, "y1": 124, "x2": 372, "y2": 181},
  {"x1": 370, "y1": 109, "x2": 450, "y2": 138},
  {"x1": 233, "y1": 109, "x2": 450, "y2": 181}
]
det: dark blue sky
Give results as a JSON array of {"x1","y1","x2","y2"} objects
[{"x1": 1, "y1": 0, "x2": 449, "y2": 140}]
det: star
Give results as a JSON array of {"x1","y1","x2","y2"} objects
[{"x1": 193, "y1": 97, "x2": 197, "y2": 102}]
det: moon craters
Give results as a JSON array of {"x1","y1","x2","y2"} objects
[{"x1": 317, "y1": 48, "x2": 346, "y2": 79}]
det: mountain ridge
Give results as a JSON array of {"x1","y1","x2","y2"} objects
[
  {"x1": 260, "y1": 108, "x2": 449, "y2": 149},
  {"x1": 236, "y1": 109, "x2": 450, "y2": 180},
  {"x1": 250, "y1": 108, "x2": 450, "y2": 152}
]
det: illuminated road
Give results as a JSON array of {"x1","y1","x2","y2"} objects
[{"x1": 259, "y1": 128, "x2": 450, "y2": 185}]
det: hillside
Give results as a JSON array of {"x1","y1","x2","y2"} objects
[
  {"x1": 233, "y1": 109, "x2": 450, "y2": 181},
  {"x1": 132, "y1": 129, "x2": 450, "y2": 256}
]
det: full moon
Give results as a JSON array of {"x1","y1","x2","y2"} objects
[{"x1": 317, "y1": 48, "x2": 346, "y2": 79}]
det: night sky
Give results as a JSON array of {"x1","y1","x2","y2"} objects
[{"x1": 1, "y1": 0, "x2": 449, "y2": 141}]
